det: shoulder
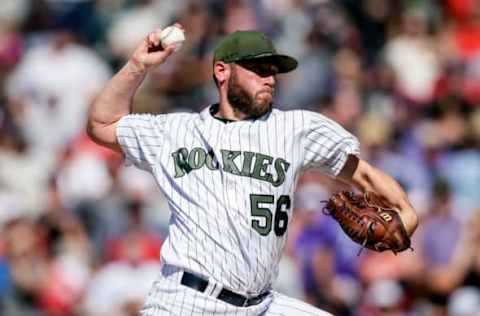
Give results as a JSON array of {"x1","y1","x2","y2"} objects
[
  {"x1": 117, "y1": 112, "x2": 196, "y2": 136},
  {"x1": 122, "y1": 111, "x2": 198, "y2": 123},
  {"x1": 163, "y1": 111, "x2": 199, "y2": 122},
  {"x1": 270, "y1": 108, "x2": 335, "y2": 125},
  {"x1": 274, "y1": 109, "x2": 357, "y2": 142},
  {"x1": 270, "y1": 108, "x2": 306, "y2": 119}
]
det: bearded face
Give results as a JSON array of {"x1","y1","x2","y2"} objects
[{"x1": 226, "y1": 64, "x2": 275, "y2": 119}]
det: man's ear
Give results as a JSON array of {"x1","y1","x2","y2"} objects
[{"x1": 214, "y1": 62, "x2": 230, "y2": 85}]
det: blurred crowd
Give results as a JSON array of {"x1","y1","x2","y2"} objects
[{"x1": 0, "y1": 0, "x2": 480, "y2": 315}]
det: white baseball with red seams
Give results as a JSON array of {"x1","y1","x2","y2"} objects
[{"x1": 159, "y1": 25, "x2": 185, "y2": 52}]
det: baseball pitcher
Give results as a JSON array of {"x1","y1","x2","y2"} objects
[{"x1": 87, "y1": 24, "x2": 418, "y2": 315}]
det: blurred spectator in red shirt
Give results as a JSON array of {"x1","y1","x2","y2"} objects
[{"x1": 104, "y1": 199, "x2": 163, "y2": 263}]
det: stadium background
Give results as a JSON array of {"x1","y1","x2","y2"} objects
[{"x1": 1, "y1": 0, "x2": 480, "y2": 315}]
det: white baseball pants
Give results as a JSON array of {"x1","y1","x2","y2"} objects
[{"x1": 140, "y1": 264, "x2": 333, "y2": 316}]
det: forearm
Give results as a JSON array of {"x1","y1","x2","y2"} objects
[
  {"x1": 351, "y1": 161, "x2": 407, "y2": 208},
  {"x1": 86, "y1": 25, "x2": 178, "y2": 150},
  {"x1": 345, "y1": 159, "x2": 419, "y2": 235},
  {"x1": 88, "y1": 61, "x2": 146, "y2": 126},
  {"x1": 86, "y1": 61, "x2": 147, "y2": 150}
]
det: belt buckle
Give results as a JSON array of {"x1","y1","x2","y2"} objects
[
  {"x1": 244, "y1": 294, "x2": 263, "y2": 307},
  {"x1": 252, "y1": 292, "x2": 269, "y2": 306}
]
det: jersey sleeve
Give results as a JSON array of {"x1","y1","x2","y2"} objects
[
  {"x1": 301, "y1": 110, "x2": 360, "y2": 176},
  {"x1": 116, "y1": 114, "x2": 167, "y2": 172}
]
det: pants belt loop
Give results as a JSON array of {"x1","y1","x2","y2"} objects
[
  {"x1": 203, "y1": 277, "x2": 216, "y2": 296},
  {"x1": 180, "y1": 270, "x2": 269, "y2": 307},
  {"x1": 210, "y1": 282, "x2": 223, "y2": 298}
]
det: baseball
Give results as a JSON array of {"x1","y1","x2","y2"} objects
[{"x1": 159, "y1": 26, "x2": 185, "y2": 52}]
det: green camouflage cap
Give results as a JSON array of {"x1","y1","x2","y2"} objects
[{"x1": 213, "y1": 31, "x2": 298, "y2": 73}]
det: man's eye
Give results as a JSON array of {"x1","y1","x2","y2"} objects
[
  {"x1": 258, "y1": 67, "x2": 275, "y2": 77},
  {"x1": 258, "y1": 69, "x2": 268, "y2": 76},
  {"x1": 238, "y1": 62, "x2": 276, "y2": 76}
]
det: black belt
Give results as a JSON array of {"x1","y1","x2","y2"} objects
[{"x1": 180, "y1": 271, "x2": 269, "y2": 307}]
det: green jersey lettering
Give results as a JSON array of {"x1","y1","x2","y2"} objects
[
  {"x1": 221, "y1": 150, "x2": 241, "y2": 175},
  {"x1": 188, "y1": 147, "x2": 207, "y2": 170},
  {"x1": 272, "y1": 158, "x2": 290, "y2": 187},
  {"x1": 172, "y1": 147, "x2": 191, "y2": 178},
  {"x1": 251, "y1": 153, "x2": 273, "y2": 182}
]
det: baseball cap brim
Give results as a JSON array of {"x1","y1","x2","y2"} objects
[
  {"x1": 239, "y1": 54, "x2": 298, "y2": 74},
  {"x1": 213, "y1": 31, "x2": 298, "y2": 74}
]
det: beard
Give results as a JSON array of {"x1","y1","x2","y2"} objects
[{"x1": 227, "y1": 69, "x2": 273, "y2": 118}]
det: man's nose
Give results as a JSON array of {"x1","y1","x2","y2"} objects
[{"x1": 264, "y1": 75, "x2": 275, "y2": 87}]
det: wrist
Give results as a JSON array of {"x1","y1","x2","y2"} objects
[
  {"x1": 399, "y1": 207, "x2": 418, "y2": 236},
  {"x1": 126, "y1": 58, "x2": 148, "y2": 76}
]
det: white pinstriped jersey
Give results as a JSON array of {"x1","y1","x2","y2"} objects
[{"x1": 116, "y1": 104, "x2": 359, "y2": 296}]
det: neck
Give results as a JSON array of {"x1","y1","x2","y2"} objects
[{"x1": 217, "y1": 92, "x2": 249, "y2": 121}]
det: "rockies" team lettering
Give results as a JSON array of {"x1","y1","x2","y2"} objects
[{"x1": 171, "y1": 147, "x2": 291, "y2": 187}]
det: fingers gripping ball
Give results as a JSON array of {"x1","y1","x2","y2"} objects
[
  {"x1": 159, "y1": 26, "x2": 185, "y2": 52},
  {"x1": 323, "y1": 191, "x2": 412, "y2": 255}
]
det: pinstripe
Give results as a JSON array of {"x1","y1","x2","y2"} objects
[
  {"x1": 189, "y1": 120, "x2": 202, "y2": 316},
  {"x1": 264, "y1": 291, "x2": 332, "y2": 316},
  {"x1": 191, "y1": 283, "x2": 199, "y2": 315},
  {"x1": 255, "y1": 119, "x2": 262, "y2": 290},
  {"x1": 118, "y1": 145, "x2": 161, "y2": 152},
  {"x1": 117, "y1": 106, "x2": 356, "y2": 315},
  {"x1": 208, "y1": 119, "x2": 224, "y2": 316},
  {"x1": 223, "y1": 123, "x2": 233, "y2": 289},
  {"x1": 150, "y1": 279, "x2": 157, "y2": 315},
  {"x1": 116, "y1": 134, "x2": 164, "y2": 140},
  {"x1": 231, "y1": 123, "x2": 248, "y2": 293},
  {"x1": 329, "y1": 151, "x2": 347, "y2": 172},
  {"x1": 213, "y1": 120, "x2": 228, "y2": 285},
  {"x1": 242, "y1": 123, "x2": 254, "y2": 292},
  {"x1": 209, "y1": 120, "x2": 220, "y2": 281},
  {"x1": 184, "y1": 115, "x2": 194, "y2": 272},
  {"x1": 304, "y1": 147, "x2": 322, "y2": 155},
  {"x1": 225, "y1": 123, "x2": 242, "y2": 290},
  {"x1": 189, "y1": 121, "x2": 201, "y2": 274},
  {"x1": 305, "y1": 135, "x2": 356, "y2": 153},
  {"x1": 265, "y1": 117, "x2": 276, "y2": 288},
  {"x1": 305, "y1": 135, "x2": 336, "y2": 146},
  {"x1": 265, "y1": 118, "x2": 273, "y2": 288},
  {"x1": 231, "y1": 135, "x2": 243, "y2": 316},
  {"x1": 310, "y1": 124, "x2": 349, "y2": 138},
  {"x1": 303, "y1": 112, "x2": 359, "y2": 173},
  {"x1": 196, "y1": 122, "x2": 214, "y2": 291},
  {"x1": 305, "y1": 137, "x2": 343, "y2": 153},
  {"x1": 170, "y1": 115, "x2": 185, "y2": 316},
  {"x1": 200, "y1": 287, "x2": 208, "y2": 316},
  {"x1": 179, "y1": 115, "x2": 195, "y2": 316},
  {"x1": 299, "y1": 111, "x2": 307, "y2": 173},
  {"x1": 270, "y1": 303, "x2": 324, "y2": 316},
  {"x1": 273, "y1": 304, "x2": 320, "y2": 315},
  {"x1": 246, "y1": 121, "x2": 254, "y2": 291}
]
